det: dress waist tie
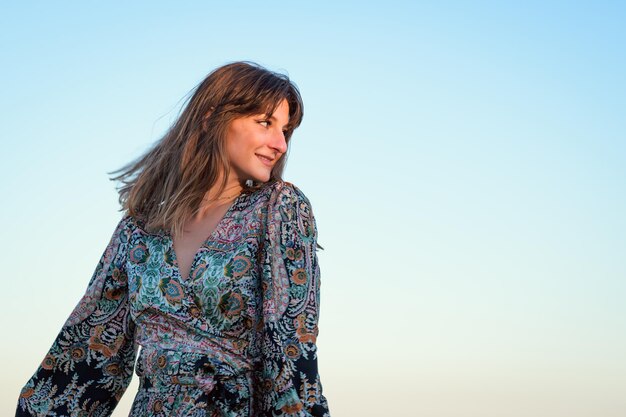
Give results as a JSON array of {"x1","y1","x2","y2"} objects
[{"x1": 136, "y1": 345, "x2": 255, "y2": 395}]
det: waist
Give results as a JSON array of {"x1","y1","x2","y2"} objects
[
  {"x1": 136, "y1": 345, "x2": 255, "y2": 393},
  {"x1": 134, "y1": 312, "x2": 254, "y2": 357}
]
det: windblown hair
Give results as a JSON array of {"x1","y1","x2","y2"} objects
[{"x1": 109, "y1": 61, "x2": 304, "y2": 238}]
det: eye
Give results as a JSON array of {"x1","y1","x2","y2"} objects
[{"x1": 258, "y1": 119, "x2": 270, "y2": 127}]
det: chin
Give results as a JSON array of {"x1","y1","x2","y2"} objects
[{"x1": 255, "y1": 169, "x2": 273, "y2": 183}]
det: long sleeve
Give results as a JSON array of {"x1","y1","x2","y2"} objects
[
  {"x1": 256, "y1": 182, "x2": 330, "y2": 417},
  {"x1": 16, "y1": 215, "x2": 138, "y2": 417}
]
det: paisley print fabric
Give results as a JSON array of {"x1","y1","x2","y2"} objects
[{"x1": 16, "y1": 180, "x2": 330, "y2": 417}]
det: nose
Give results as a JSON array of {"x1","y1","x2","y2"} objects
[{"x1": 269, "y1": 129, "x2": 288, "y2": 155}]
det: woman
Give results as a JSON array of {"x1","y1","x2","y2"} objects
[{"x1": 16, "y1": 61, "x2": 330, "y2": 417}]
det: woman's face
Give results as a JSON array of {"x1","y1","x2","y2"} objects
[{"x1": 225, "y1": 98, "x2": 290, "y2": 184}]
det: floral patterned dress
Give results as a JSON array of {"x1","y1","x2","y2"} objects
[{"x1": 16, "y1": 180, "x2": 330, "y2": 417}]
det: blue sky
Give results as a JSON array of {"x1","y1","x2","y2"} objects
[{"x1": 1, "y1": 2, "x2": 625, "y2": 416}]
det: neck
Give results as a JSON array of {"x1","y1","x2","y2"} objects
[{"x1": 202, "y1": 176, "x2": 244, "y2": 204}]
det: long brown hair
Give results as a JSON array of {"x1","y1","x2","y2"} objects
[{"x1": 109, "y1": 61, "x2": 304, "y2": 238}]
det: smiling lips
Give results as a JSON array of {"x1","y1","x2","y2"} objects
[{"x1": 256, "y1": 154, "x2": 274, "y2": 167}]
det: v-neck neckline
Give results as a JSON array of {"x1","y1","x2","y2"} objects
[{"x1": 169, "y1": 193, "x2": 245, "y2": 282}]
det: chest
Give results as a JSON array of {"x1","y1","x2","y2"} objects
[
  {"x1": 173, "y1": 206, "x2": 231, "y2": 282},
  {"x1": 124, "y1": 213, "x2": 265, "y2": 333}
]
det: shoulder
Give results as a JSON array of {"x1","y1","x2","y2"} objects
[
  {"x1": 259, "y1": 181, "x2": 316, "y2": 228},
  {"x1": 262, "y1": 181, "x2": 317, "y2": 240},
  {"x1": 104, "y1": 214, "x2": 135, "y2": 249},
  {"x1": 118, "y1": 212, "x2": 138, "y2": 233},
  {"x1": 109, "y1": 213, "x2": 133, "y2": 237},
  {"x1": 117, "y1": 212, "x2": 164, "y2": 238},
  {"x1": 114, "y1": 212, "x2": 149, "y2": 242},
  {"x1": 263, "y1": 180, "x2": 314, "y2": 211}
]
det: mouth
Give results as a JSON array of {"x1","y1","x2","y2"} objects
[{"x1": 256, "y1": 154, "x2": 274, "y2": 167}]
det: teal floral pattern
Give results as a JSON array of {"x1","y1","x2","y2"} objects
[{"x1": 16, "y1": 180, "x2": 330, "y2": 417}]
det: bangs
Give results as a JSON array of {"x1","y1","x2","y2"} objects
[{"x1": 258, "y1": 87, "x2": 304, "y2": 134}]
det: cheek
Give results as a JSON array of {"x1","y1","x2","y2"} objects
[
  {"x1": 227, "y1": 133, "x2": 257, "y2": 162},
  {"x1": 226, "y1": 128, "x2": 244, "y2": 150}
]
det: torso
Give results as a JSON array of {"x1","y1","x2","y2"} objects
[{"x1": 172, "y1": 201, "x2": 233, "y2": 281}]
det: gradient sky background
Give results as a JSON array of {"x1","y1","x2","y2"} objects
[{"x1": 1, "y1": 2, "x2": 625, "y2": 416}]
